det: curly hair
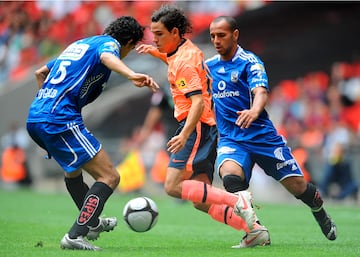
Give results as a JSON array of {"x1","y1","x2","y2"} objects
[
  {"x1": 151, "y1": 5, "x2": 192, "y2": 37},
  {"x1": 103, "y1": 16, "x2": 144, "y2": 46}
]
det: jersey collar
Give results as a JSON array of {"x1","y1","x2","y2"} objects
[{"x1": 167, "y1": 38, "x2": 186, "y2": 57}]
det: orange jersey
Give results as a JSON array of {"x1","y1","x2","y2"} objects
[{"x1": 166, "y1": 39, "x2": 215, "y2": 125}]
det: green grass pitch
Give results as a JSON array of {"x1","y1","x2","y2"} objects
[{"x1": 0, "y1": 188, "x2": 359, "y2": 257}]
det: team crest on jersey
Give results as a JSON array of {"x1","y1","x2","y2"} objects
[
  {"x1": 231, "y1": 71, "x2": 238, "y2": 83},
  {"x1": 176, "y1": 78, "x2": 187, "y2": 89}
]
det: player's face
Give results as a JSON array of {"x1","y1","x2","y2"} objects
[
  {"x1": 150, "y1": 21, "x2": 179, "y2": 54},
  {"x1": 209, "y1": 19, "x2": 239, "y2": 61}
]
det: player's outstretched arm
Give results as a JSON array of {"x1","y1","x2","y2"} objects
[
  {"x1": 100, "y1": 52, "x2": 159, "y2": 92},
  {"x1": 136, "y1": 44, "x2": 168, "y2": 64}
]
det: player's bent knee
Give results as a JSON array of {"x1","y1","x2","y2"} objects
[
  {"x1": 282, "y1": 176, "x2": 307, "y2": 196},
  {"x1": 102, "y1": 171, "x2": 120, "y2": 190},
  {"x1": 112, "y1": 170, "x2": 120, "y2": 187},
  {"x1": 223, "y1": 174, "x2": 249, "y2": 193}
]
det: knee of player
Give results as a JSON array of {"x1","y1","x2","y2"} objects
[
  {"x1": 222, "y1": 174, "x2": 249, "y2": 193},
  {"x1": 113, "y1": 171, "x2": 120, "y2": 186},
  {"x1": 283, "y1": 176, "x2": 308, "y2": 196},
  {"x1": 107, "y1": 169, "x2": 120, "y2": 188}
]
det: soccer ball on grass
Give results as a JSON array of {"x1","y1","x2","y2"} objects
[{"x1": 123, "y1": 197, "x2": 159, "y2": 232}]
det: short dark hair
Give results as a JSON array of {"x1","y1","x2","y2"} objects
[
  {"x1": 151, "y1": 5, "x2": 192, "y2": 37},
  {"x1": 212, "y1": 16, "x2": 238, "y2": 32},
  {"x1": 103, "y1": 16, "x2": 144, "y2": 46}
]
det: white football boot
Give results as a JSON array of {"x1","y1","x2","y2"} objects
[
  {"x1": 60, "y1": 233, "x2": 101, "y2": 251},
  {"x1": 233, "y1": 191, "x2": 256, "y2": 230},
  {"x1": 232, "y1": 226, "x2": 271, "y2": 248},
  {"x1": 87, "y1": 217, "x2": 117, "y2": 241}
]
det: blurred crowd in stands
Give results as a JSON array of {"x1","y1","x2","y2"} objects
[
  {"x1": 0, "y1": 0, "x2": 259, "y2": 86},
  {"x1": 0, "y1": 1, "x2": 358, "y2": 200},
  {"x1": 268, "y1": 62, "x2": 360, "y2": 200}
]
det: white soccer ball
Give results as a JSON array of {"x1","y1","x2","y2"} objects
[{"x1": 123, "y1": 197, "x2": 159, "y2": 232}]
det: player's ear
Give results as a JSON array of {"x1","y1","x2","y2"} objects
[
  {"x1": 171, "y1": 27, "x2": 179, "y2": 37},
  {"x1": 233, "y1": 29, "x2": 239, "y2": 41}
]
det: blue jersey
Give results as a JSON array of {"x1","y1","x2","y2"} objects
[
  {"x1": 27, "y1": 35, "x2": 120, "y2": 132},
  {"x1": 206, "y1": 46, "x2": 303, "y2": 182},
  {"x1": 206, "y1": 46, "x2": 278, "y2": 143}
]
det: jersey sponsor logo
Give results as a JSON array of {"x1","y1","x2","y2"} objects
[
  {"x1": 218, "y1": 80, "x2": 226, "y2": 90},
  {"x1": 213, "y1": 90, "x2": 240, "y2": 99},
  {"x1": 213, "y1": 80, "x2": 240, "y2": 99},
  {"x1": 176, "y1": 78, "x2": 187, "y2": 89},
  {"x1": 77, "y1": 194, "x2": 99, "y2": 225},
  {"x1": 59, "y1": 42, "x2": 89, "y2": 61},
  {"x1": 37, "y1": 88, "x2": 58, "y2": 99}
]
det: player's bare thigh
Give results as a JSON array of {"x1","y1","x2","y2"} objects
[{"x1": 64, "y1": 148, "x2": 120, "y2": 190}]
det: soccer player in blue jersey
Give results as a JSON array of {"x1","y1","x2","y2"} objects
[
  {"x1": 206, "y1": 16, "x2": 337, "y2": 247},
  {"x1": 26, "y1": 16, "x2": 159, "y2": 251}
]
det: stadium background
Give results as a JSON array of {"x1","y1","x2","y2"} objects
[{"x1": 0, "y1": 1, "x2": 359, "y2": 201}]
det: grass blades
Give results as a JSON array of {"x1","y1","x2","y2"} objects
[{"x1": 0, "y1": 188, "x2": 359, "y2": 257}]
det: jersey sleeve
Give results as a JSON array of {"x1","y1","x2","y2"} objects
[
  {"x1": 98, "y1": 39, "x2": 120, "y2": 58},
  {"x1": 46, "y1": 59, "x2": 57, "y2": 70},
  {"x1": 175, "y1": 64, "x2": 203, "y2": 97},
  {"x1": 246, "y1": 61, "x2": 269, "y2": 92}
]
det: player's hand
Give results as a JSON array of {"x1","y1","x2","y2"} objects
[
  {"x1": 34, "y1": 65, "x2": 50, "y2": 89},
  {"x1": 129, "y1": 73, "x2": 159, "y2": 92},
  {"x1": 235, "y1": 109, "x2": 258, "y2": 128},
  {"x1": 136, "y1": 44, "x2": 167, "y2": 64},
  {"x1": 136, "y1": 44, "x2": 158, "y2": 55},
  {"x1": 167, "y1": 134, "x2": 186, "y2": 154}
]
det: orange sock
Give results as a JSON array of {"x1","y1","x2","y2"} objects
[
  {"x1": 208, "y1": 204, "x2": 250, "y2": 233},
  {"x1": 181, "y1": 180, "x2": 238, "y2": 207}
]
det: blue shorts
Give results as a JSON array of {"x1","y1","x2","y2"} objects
[
  {"x1": 26, "y1": 122, "x2": 101, "y2": 173},
  {"x1": 216, "y1": 137, "x2": 303, "y2": 184},
  {"x1": 169, "y1": 121, "x2": 217, "y2": 183}
]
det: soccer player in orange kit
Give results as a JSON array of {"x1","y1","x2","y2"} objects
[{"x1": 136, "y1": 5, "x2": 270, "y2": 248}]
